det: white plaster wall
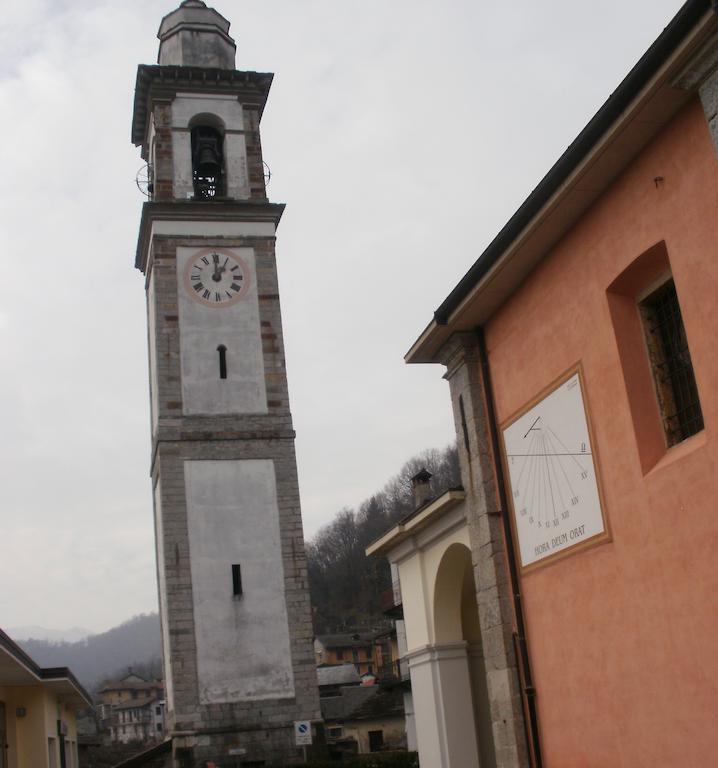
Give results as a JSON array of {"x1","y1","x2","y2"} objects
[
  {"x1": 407, "y1": 653, "x2": 445, "y2": 767},
  {"x1": 151, "y1": 220, "x2": 275, "y2": 239},
  {"x1": 409, "y1": 645, "x2": 481, "y2": 768},
  {"x1": 176, "y1": 246, "x2": 267, "y2": 415},
  {"x1": 147, "y1": 270, "x2": 159, "y2": 432},
  {"x1": 397, "y1": 555, "x2": 430, "y2": 650},
  {"x1": 147, "y1": 118, "x2": 157, "y2": 187},
  {"x1": 395, "y1": 619, "x2": 408, "y2": 658},
  {"x1": 171, "y1": 93, "x2": 249, "y2": 199},
  {"x1": 153, "y1": 481, "x2": 174, "y2": 710},
  {"x1": 184, "y1": 459, "x2": 295, "y2": 703},
  {"x1": 403, "y1": 691, "x2": 418, "y2": 752}
]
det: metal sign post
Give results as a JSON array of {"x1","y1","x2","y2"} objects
[{"x1": 294, "y1": 720, "x2": 312, "y2": 762}]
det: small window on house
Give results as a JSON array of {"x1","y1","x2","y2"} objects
[
  {"x1": 156, "y1": 723, "x2": 162, "y2": 732},
  {"x1": 48, "y1": 737, "x2": 58, "y2": 768},
  {"x1": 639, "y1": 279, "x2": 703, "y2": 446},
  {"x1": 232, "y1": 563, "x2": 243, "y2": 596},
  {"x1": 191, "y1": 125, "x2": 225, "y2": 199},
  {"x1": 368, "y1": 730, "x2": 384, "y2": 752}
]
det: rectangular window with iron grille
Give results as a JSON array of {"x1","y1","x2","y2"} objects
[{"x1": 639, "y1": 278, "x2": 703, "y2": 446}]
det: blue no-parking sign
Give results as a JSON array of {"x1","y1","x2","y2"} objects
[{"x1": 294, "y1": 720, "x2": 313, "y2": 746}]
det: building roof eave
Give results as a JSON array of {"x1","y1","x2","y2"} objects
[
  {"x1": 130, "y1": 64, "x2": 274, "y2": 148},
  {"x1": 406, "y1": 0, "x2": 717, "y2": 364},
  {"x1": 0, "y1": 629, "x2": 93, "y2": 708},
  {"x1": 365, "y1": 488, "x2": 466, "y2": 557}
]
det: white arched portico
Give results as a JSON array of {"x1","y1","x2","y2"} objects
[{"x1": 367, "y1": 490, "x2": 496, "y2": 768}]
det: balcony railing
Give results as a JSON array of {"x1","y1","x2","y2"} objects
[
  {"x1": 379, "y1": 581, "x2": 403, "y2": 616},
  {"x1": 376, "y1": 658, "x2": 410, "y2": 684},
  {"x1": 110, "y1": 711, "x2": 153, "y2": 726}
]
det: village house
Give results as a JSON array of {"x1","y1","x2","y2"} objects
[
  {"x1": 0, "y1": 628, "x2": 92, "y2": 768},
  {"x1": 370, "y1": 1, "x2": 718, "y2": 766},
  {"x1": 322, "y1": 686, "x2": 406, "y2": 757},
  {"x1": 98, "y1": 673, "x2": 165, "y2": 745},
  {"x1": 314, "y1": 633, "x2": 378, "y2": 677}
]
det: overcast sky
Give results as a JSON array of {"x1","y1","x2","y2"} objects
[{"x1": 0, "y1": 0, "x2": 683, "y2": 634}]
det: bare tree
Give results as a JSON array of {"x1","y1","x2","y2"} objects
[{"x1": 307, "y1": 443, "x2": 459, "y2": 634}]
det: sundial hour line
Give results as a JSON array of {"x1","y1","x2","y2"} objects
[
  {"x1": 546, "y1": 424, "x2": 589, "y2": 473},
  {"x1": 544, "y1": 429, "x2": 580, "y2": 503},
  {"x1": 511, "y1": 417, "x2": 588, "y2": 527},
  {"x1": 514, "y1": 429, "x2": 541, "y2": 489}
]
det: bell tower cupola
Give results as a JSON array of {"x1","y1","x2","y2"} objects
[{"x1": 157, "y1": 0, "x2": 236, "y2": 69}]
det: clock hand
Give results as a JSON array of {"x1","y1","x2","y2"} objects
[{"x1": 209, "y1": 253, "x2": 228, "y2": 282}]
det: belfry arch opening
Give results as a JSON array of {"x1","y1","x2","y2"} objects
[
  {"x1": 190, "y1": 117, "x2": 226, "y2": 199},
  {"x1": 433, "y1": 543, "x2": 497, "y2": 768}
]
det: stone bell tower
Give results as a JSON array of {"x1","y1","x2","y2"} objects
[{"x1": 130, "y1": 2, "x2": 321, "y2": 764}]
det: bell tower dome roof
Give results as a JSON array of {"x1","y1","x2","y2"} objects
[{"x1": 157, "y1": 0, "x2": 236, "y2": 69}]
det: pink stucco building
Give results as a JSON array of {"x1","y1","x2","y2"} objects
[{"x1": 387, "y1": 2, "x2": 718, "y2": 766}]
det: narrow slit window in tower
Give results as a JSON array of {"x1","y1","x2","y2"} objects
[
  {"x1": 232, "y1": 564, "x2": 243, "y2": 596},
  {"x1": 217, "y1": 344, "x2": 228, "y2": 379}
]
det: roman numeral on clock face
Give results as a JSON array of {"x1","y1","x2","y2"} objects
[{"x1": 186, "y1": 250, "x2": 249, "y2": 306}]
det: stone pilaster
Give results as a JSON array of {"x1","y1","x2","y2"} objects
[
  {"x1": 439, "y1": 332, "x2": 529, "y2": 768},
  {"x1": 673, "y1": 32, "x2": 718, "y2": 155}
]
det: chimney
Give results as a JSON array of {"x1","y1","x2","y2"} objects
[{"x1": 411, "y1": 468, "x2": 433, "y2": 509}]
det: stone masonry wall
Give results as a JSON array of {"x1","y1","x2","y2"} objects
[
  {"x1": 440, "y1": 332, "x2": 530, "y2": 768},
  {"x1": 146, "y1": 232, "x2": 320, "y2": 766},
  {"x1": 243, "y1": 106, "x2": 267, "y2": 200}
]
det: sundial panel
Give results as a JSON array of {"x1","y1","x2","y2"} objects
[{"x1": 501, "y1": 367, "x2": 608, "y2": 569}]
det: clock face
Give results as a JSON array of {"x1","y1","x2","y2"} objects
[
  {"x1": 501, "y1": 366, "x2": 608, "y2": 570},
  {"x1": 183, "y1": 248, "x2": 251, "y2": 307}
]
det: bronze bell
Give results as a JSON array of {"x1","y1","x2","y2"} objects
[{"x1": 192, "y1": 127, "x2": 223, "y2": 177}]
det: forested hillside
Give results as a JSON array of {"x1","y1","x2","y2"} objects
[
  {"x1": 17, "y1": 613, "x2": 161, "y2": 691},
  {"x1": 307, "y1": 444, "x2": 460, "y2": 633}
]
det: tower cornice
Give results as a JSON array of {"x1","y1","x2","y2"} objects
[
  {"x1": 135, "y1": 199, "x2": 286, "y2": 272},
  {"x1": 131, "y1": 64, "x2": 273, "y2": 147}
]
